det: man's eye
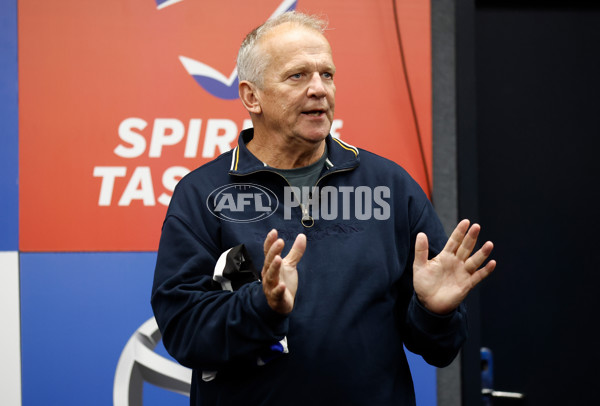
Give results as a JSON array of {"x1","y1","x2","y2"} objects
[
  {"x1": 323, "y1": 72, "x2": 333, "y2": 79},
  {"x1": 290, "y1": 73, "x2": 302, "y2": 79}
]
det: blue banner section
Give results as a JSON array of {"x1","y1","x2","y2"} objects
[
  {"x1": 19, "y1": 252, "x2": 436, "y2": 406},
  {"x1": 406, "y1": 348, "x2": 437, "y2": 405},
  {"x1": 0, "y1": 0, "x2": 19, "y2": 250},
  {"x1": 20, "y1": 252, "x2": 187, "y2": 406}
]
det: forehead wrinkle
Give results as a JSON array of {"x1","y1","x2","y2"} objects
[
  {"x1": 281, "y1": 58, "x2": 336, "y2": 77},
  {"x1": 273, "y1": 45, "x2": 335, "y2": 79}
]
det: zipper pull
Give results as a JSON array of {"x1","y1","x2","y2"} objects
[{"x1": 301, "y1": 207, "x2": 314, "y2": 228}]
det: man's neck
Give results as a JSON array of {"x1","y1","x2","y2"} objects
[{"x1": 247, "y1": 130, "x2": 326, "y2": 169}]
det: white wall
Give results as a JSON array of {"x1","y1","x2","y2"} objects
[{"x1": 0, "y1": 251, "x2": 22, "y2": 406}]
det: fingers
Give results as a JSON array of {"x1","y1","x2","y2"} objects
[
  {"x1": 465, "y1": 241, "x2": 495, "y2": 273},
  {"x1": 413, "y1": 232, "x2": 429, "y2": 268},
  {"x1": 456, "y1": 223, "x2": 481, "y2": 261},
  {"x1": 444, "y1": 219, "x2": 471, "y2": 254},
  {"x1": 262, "y1": 230, "x2": 284, "y2": 285},
  {"x1": 263, "y1": 229, "x2": 278, "y2": 257},
  {"x1": 469, "y1": 259, "x2": 496, "y2": 287},
  {"x1": 261, "y1": 230, "x2": 305, "y2": 315},
  {"x1": 446, "y1": 218, "x2": 496, "y2": 274},
  {"x1": 262, "y1": 230, "x2": 306, "y2": 287},
  {"x1": 284, "y1": 234, "x2": 306, "y2": 266},
  {"x1": 263, "y1": 229, "x2": 282, "y2": 276},
  {"x1": 264, "y1": 254, "x2": 283, "y2": 291},
  {"x1": 465, "y1": 241, "x2": 496, "y2": 291},
  {"x1": 445, "y1": 220, "x2": 489, "y2": 262}
]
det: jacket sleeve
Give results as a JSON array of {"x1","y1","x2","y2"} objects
[
  {"x1": 399, "y1": 192, "x2": 468, "y2": 368},
  {"x1": 150, "y1": 187, "x2": 288, "y2": 371}
]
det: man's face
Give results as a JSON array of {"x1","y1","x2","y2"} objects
[{"x1": 254, "y1": 24, "x2": 336, "y2": 145}]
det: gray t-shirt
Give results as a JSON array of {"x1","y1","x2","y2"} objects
[{"x1": 270, "y1": 144, "x2": 328, "y2": 191}]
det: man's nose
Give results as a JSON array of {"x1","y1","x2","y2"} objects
[{"x1": 307, "y1": 73, "x2": 327, "y2": 97}]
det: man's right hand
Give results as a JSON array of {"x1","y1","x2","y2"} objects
[{"x1": 261, "y1": 230, "x2": 306, "y2": 314}]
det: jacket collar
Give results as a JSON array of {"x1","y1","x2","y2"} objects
[{"x1": 228, "y1": 128, "x2": 360, "y2": 175}]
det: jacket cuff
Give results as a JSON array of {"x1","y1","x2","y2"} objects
[
  {"x1": 409, "y1": 293, "x2": 462, "y2": 334},
  {"x1": 249, "y1": 282, "x2": 289, "y2": 336}
]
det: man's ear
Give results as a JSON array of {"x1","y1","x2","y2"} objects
[{"x1": 239, "y1": 81, "x2": 262, "y2": 114}]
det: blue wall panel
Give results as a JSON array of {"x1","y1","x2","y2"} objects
[
  {"x1": 407, "y1": 349, "x2": 437, "y2": 405},
  {"x1": 20, "y1": 252, "x2": 187, "y2": 406},
  {"x1": 19, "y1": 251, "x2": 436, "y2": 406},
  {"x1": 0, "y1": 0, "x2": 19, "y2": 250}
]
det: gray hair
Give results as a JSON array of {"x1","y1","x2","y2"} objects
[{"x1": 237, "y1": 11, "x2": 328, "y2": 88}]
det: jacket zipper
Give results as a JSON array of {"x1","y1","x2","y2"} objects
[{"x1": 232, "y1": 167, "x2": 356, "y2": 228}]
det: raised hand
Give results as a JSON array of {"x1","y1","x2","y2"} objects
[
  {"x1": 413, "y1": 219, "x2": 496, "y2": 315},
  {"x1": 261, "y1": 229, "x2": 307, "y2": 314}
]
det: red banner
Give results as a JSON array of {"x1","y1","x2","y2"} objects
[{"x1": 19, "y1": 0, "x2": 431, "y2": 251}]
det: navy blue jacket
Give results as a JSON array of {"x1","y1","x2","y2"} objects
[{"x1": 151, "y1": 129, "x2": 467, "y2": 405}]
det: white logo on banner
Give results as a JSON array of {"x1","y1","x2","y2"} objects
[{"x1": 113, "y1": 317, "x2": 192, "y2": 406}]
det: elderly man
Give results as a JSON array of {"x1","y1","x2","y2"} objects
[{"x1": 151, "y1": 11, "x2": 495, "y2": 406}]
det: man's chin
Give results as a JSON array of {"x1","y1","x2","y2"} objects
[
  {"x1": 298, "y1": 133, "x2": 329, "y2": 147},
  {"x1": 296, "y1": 126, "x2": 331, "y2": 144}
]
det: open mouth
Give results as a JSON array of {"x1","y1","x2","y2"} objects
[{"x1": 302, "y1": 110, "x2": 325, "y2": 116}]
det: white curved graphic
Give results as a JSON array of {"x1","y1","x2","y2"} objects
[
  {"x1": 113, "y1": 317, "x2": 192, "y2": 406},
  {"x1": 179, "y1": 56, "x2": 238, "y2": 86},
  {"x1": 156, "y1": 0, "x2": 184, "y2": 10}
]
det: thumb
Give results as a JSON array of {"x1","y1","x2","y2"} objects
[
  {"x1": 414, "y1": 232, "x2": 429, "y2": 268},
  {"x1": 284, "y1": 234, "x2": 307, "y2": 266}
]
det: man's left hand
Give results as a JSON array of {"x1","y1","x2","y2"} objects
[{"x1": 413, "y1": 219, "x2": 496, "y2": 315}]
